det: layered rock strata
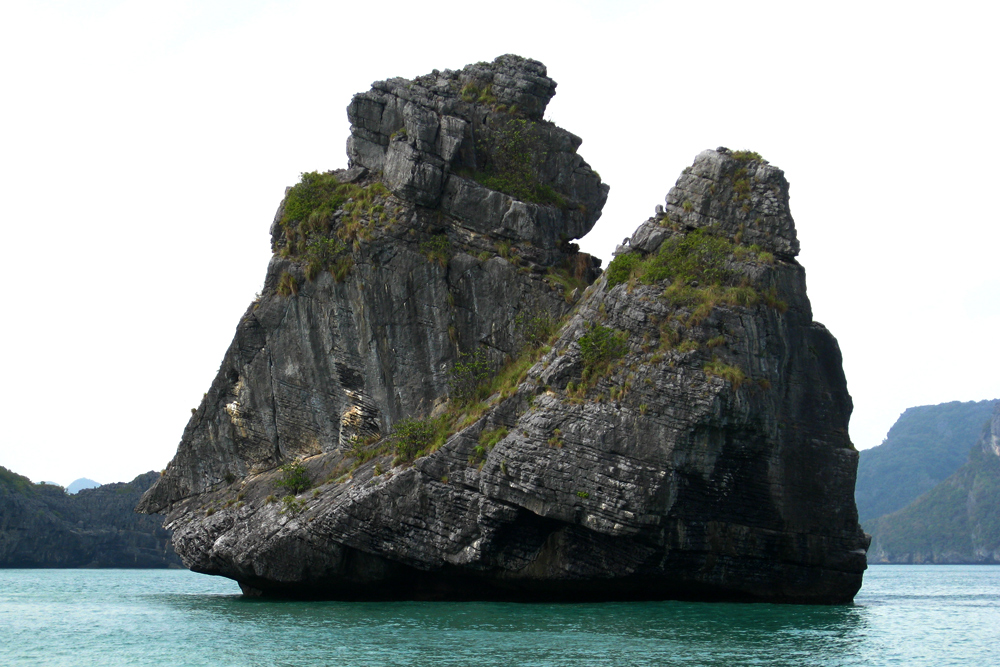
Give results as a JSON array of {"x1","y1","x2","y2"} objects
[{"x1": 140, "y1": 56, "x2": 867, "y2": 603}]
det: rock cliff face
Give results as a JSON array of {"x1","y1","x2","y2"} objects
[
  {"x1": 0, "y1": 469, "x2": 179, "y2": 568},
  {"x1": 139, "y1": 56, "x2": 868, "y2": 603},
  {"x1": 867, "y1": 402, "x2": 1000, "y2": 563}
]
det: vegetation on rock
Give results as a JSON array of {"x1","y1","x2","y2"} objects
[
  {"x1": 470, "y1": 426, "x2": 510, "y2": 465},
  {"x1": 140, "y1": 57, "x2": 863, "y2": 602},
  {"x1": 280, "y1": 495, "x2": 307, "y2": 515},
  {"x1": 703, "y1": 357, "x2": 747, "y2": 388},
  {"x1": 579, "y1": 325, "x2": 628, "y2": 371},
  {"x1": 276, "y1": 172, "x2": 397, "y2": 284},
  {"x1": 605, "y1": 229, "x2": 786, "y2": 329},
  {"x1": 606, "y1": 228, "x2": 773, "y2": 289},
  {"x1": 730, "y1": 150, "x2": 764, "y2": 162},
  {"x1": 515, "y1": 310, "x2": 557, "y2": 347},
  {"x1": 304, "y1": 238, "x2": 347, "y2": 281},
  {"x1": 277, "y1": 271, "x2": 298, "y2": 296},
  {"x1": 448, "y1": 348, "x2": 495, "y2": 404},
  {"x1": 387, "y1": 418, "x2": 446, "y2": 462},
  {"x1": 0, "y1": 466, "x2": 37, "y2": 495},
  {"x1": 544, "y1": 256, "x2": 594, "y2": 300},
  {"x1": 464, "y1": 118, "x2": 567, "y2": 208},
  {"x1": 604, "y1": 253, "x2": 642, "y2": 288},
  {"x1": 274, "y1": 462, "x2": 311, "y2": 495},
  {"x1": 419, "y1": 234, "x2": 451, "y2": 267},
  {"x1": 344, "y1": 319, "x2": 561, "y2": 469}
]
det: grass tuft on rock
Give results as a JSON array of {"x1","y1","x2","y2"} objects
[
  {"x1": 703, "y1": 357, "x2": 747, "y2": 388},
  {"x1": 276, "y1": 171, "x2": 396, "y2": 284},
  {"x1": 420, "y1": 234, "x2": 451, "y2": 267},
  {"x1": 604, "y1": 228, "x2": 787, "y2": 320}
]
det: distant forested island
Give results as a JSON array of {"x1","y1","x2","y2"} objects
[
  {"x1": 857, "y1": 399, "x2": 1000, "y2": 563},
  {"x1": 0, "y1": 467, "x2": 179, "y2": 568}
]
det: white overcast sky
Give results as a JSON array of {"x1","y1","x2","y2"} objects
[{"x1": 1, "y1": 0, "x2": 997, "y2": 486}]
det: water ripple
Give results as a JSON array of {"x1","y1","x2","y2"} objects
[{"x1": 0, "y1": 566, "x2": 997, "y2": 666}]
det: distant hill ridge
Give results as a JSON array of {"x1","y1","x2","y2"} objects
[
  {"x1": 0, "y1": 467, "x2": 180, "y2": 568},
  {"x1": 867, "y1": 402, "x2": 1000, "y2": 563},
  {"x1": 855, "y1": 399, "x2": 997, "y2": 524}
]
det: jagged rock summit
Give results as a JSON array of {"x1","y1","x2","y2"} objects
[
  {"x1": 346, "y1": 54, "x2": 607, "y2": 263},
  {"x1": 139, "y1": 56, "x2": 868, "y2": 604}
]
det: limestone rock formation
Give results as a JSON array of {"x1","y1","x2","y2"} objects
[
  {"x1": 139, "y1": 56, "x2": 868, "y2": 603},
  {"x1": 0, "y1": 469, "x2": 179, "y2": 568}
]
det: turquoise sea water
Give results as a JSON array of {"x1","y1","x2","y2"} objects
[{"x1": 1, "y1": 565, "x2": 997, "y2": 666}]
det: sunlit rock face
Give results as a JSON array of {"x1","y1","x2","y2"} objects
[{"x1": 139, "y1": 55, "x2": 867, "y2": 604}]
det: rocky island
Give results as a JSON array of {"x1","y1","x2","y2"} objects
[{"x1": 139, "y1": 55, "x2": 869, "y2": 603}]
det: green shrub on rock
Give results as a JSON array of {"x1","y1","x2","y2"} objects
[
  {"x1": 280, "y1": 495, "x2": 306, "y2": 515},
  {"x1": 275, "y1": 462, "x2": 311, "y2": 495},
  {"x1": 277, "y1": 172, "x2": 392, "y2": 273},
  {"x1": 604, "y1": 253, "x2": 642, "y2": 288},
  {"x1": 579, "y1": 325, "x2": 628, "y2": 371},
  {"x1": 448, "y1": 348, "x2": 494, "y2": 404},
  {"x1": 515, "y1": 311, "x2": 556, "y2": 347},
  {"x1": 304, "y1": 238, "x2": 347, "y2": 280},
  {"x1": 730, "y1": 150, "x2": 764, "y2": 162},
  {"x1": 420, "y1": 234, "x2": 451, "y2": 267},
  {"x1": 387, "y1": 418, "x2": 443, "y2": 462}
]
